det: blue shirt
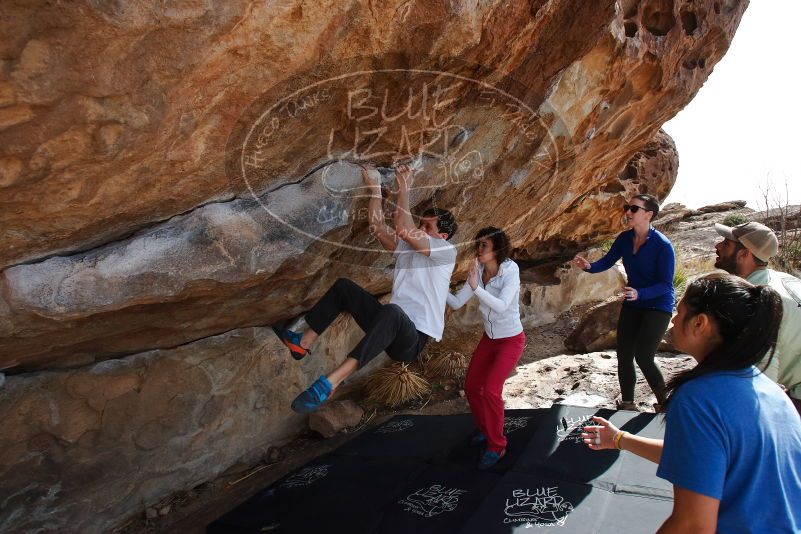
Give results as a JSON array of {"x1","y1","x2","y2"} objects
[
  {"x1": 657, "y1": 369, "x2": 801, "y2": 533},
  {"x1": 587, "y1": 227, "x2": 675, "y2": 313}
]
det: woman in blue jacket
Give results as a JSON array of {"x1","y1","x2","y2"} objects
[{"x1": 573, "y1": 194, "x2": 675, "y2": 410}]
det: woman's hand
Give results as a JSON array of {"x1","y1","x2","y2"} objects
[
  {"x1": 581, "y1": 416, "x2": 620, "y2": 450},
  {"x1": 572, "y1": 255, "x2": 591, "y2": 270},
  {"x1": 467, "y1": 259, "x2": 480, "y2": 290},
  {"x1": 622, "y1": 286, "x2": 639, "y2": 301}
]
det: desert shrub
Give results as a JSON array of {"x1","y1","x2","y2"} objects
[
  {"x1": 673, "y1": 262, "x2": 689, "y2": 300},
  {"x1": 721, "y1": 213, "x2": 748, "y2": 227},
  {"x1": 672, "y1": 250, "x2": 714, "y2": 302},
  {"x1": 365, "y1": 363, "x2": 430, "y2": 407},
  {"x1": 777, "y1": 238, "x2": 801, "y2": 274}
]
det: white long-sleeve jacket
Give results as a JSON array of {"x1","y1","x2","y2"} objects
[{"x1": 446, "y1": 259, "x2": 523, "y2": 339}]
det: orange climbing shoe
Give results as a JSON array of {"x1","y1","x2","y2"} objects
[{"x1": 271, "y1": 326, "x2": 310, "y2": 361}]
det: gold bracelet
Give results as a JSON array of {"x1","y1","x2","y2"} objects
[{"x1": 613, "y1": 430, "x2": 627, "y2": 450}]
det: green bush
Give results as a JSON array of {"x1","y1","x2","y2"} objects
[{"x1": 721, "y1": 213, "x2": 748, "y2": 227}]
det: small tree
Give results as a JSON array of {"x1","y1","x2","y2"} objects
[{"x1": 758, "y1": 179, "x2": 801, "y2": 274}]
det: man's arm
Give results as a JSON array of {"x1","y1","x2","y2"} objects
[
  {"x1": 393, "y1": 164, "x2": 432, "y2": 256},
  {"x1": 362, "y1": 165, "x2": 398, "y2": 253},
  {"x1": 656, "y1": 487, "x2": 719, "y2": 534}
]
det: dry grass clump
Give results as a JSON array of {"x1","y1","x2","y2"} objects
[
  {"x1": 364, "y1": 363, "x2": 430, "y2": 407},
  {"x1": 422, "y1": 350, "x2": 469, "y2": 379}
]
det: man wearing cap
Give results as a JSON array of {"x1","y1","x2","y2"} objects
[{"x1": 714, "y1": 221, "x2": 801, "y2": 414}]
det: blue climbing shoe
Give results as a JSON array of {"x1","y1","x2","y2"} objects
[
  {"x1": 477, "y1": 448, "x2": 505, "y2": 470},
  {"x1": 291, "y1": 376, "x2": 333, "y2": 414},
  {"x1": 272, "y1": 326, "x2": 310, "y2": 361},
  {"x1": 471, "y1": 432, "x2": 487, "y2": 445}
]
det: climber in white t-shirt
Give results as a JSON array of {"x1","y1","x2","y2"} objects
[{"x1": 273, "y1": 163, "x2": 458, "y2": 413}]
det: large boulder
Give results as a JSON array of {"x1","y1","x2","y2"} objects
[
  {"x1": 564, "y1": 296, "x2": 624, "y2": 353},
  {"x1": 0, "y1": 314, "x2": 384, "y2": 534},
  {"x1": 0, "y1": 0, "x2": 745, "y2": 373}
]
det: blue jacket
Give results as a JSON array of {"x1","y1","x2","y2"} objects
[{"x1": 587, "y1": 227, "x2": 675, "y2": 313}]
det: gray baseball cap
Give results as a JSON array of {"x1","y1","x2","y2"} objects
[{"x1": 714, "y1": 221, "x2": 779, "y2": 262}]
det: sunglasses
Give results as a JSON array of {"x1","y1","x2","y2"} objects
[{"x1": 623, "y1": 204, "x2": 652, "y2": 214}]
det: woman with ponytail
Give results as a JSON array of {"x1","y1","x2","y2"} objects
[{"x1": 582, "y1": 273, "x2": 801, "y2": 533}]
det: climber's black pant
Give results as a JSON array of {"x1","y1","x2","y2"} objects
[
  {"x1": 305, "y1": 278, "x2": 428, "y2": 367},
  {"x1": 616, "y1": 306, "x2": 671, "y2": 404}
]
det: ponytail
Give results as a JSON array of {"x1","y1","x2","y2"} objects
[{"x1": 664, "y1": 273, "x2": 782, "y2": 407}]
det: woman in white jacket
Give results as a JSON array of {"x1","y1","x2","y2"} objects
[{"x1": 447, "y1": 227, "x2": 525, "y2": 469}]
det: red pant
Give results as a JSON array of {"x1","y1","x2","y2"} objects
[{"x1": 464, "y1": 331, "x2": 525, "y2": 453}]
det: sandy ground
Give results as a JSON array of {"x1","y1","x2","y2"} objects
[{"x1": 120, "y1": 304, "x2": 694, "y2": 533}]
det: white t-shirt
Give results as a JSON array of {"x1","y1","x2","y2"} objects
[{"x1": 389, "y1": 236, "x2": 457, "y2": 341}]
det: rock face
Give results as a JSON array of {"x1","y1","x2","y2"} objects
[
  {"x1": 0, "y1": 0, "x2": 747, "y2": 531},
  {"x1": 0, "y1": 316, "x2": 379, "y2": 534},
  {"x1": 308, "y1": 400, "x2": 365, "y2": 438},
  {"x1": 0, "y1": 0, "x2": 745, "y2": 374}
]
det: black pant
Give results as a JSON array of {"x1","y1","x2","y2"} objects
[
  {"x1": 305, "y1": 278, "x2": 428, "y2": 367},
  {"x1": 616, "y1": 305, "x2": 671, "y2": 404}
]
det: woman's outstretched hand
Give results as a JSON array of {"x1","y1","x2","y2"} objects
[
  {"x1": 572, "y1": 255, "x2": 591, "y2": 270},
  {"x1": 581, "y1": 416, "x2": 620, "y2": 450}
]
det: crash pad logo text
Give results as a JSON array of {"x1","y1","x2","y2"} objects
[
  {"x1": 399, "y1": 484, "x2": 467, "y2": 518},
  {"x1": 280, "y1": 465, "x2": 331, "y2": 488},
  {"x1": 556, "y1": 415, "x2": 596, "y2": 444},
  {"x1": 376, "y1": 419, "x2": 414, "y2": 434},
  {"x1": 503, "y1": 486, "x2": 574, "y2": 526},
  {"x1": 504, "y1": 416, "x2": 532, "y2": 434}
]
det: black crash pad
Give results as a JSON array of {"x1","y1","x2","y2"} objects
[
  {"x1": 514, "y1": 405, "x2": 671, "y2": 498},
  {"x1": 209, "y1": 454, "x2": 426, "y2": 534},
  {"x1": 460, "y1": 472, "x2": 671, "y2": 534},
  {"x1": 208, "y1": 406, "x2": 673, "y2": 534}
]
